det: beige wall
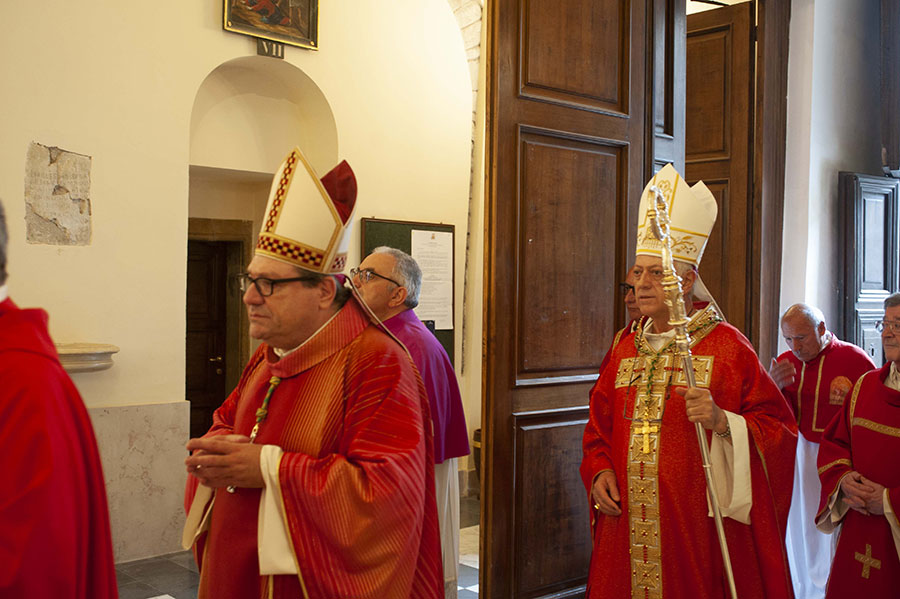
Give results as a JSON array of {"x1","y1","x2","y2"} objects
[
  {"x1": 0, "y1": 0, "x2": 479, "y2": 559},
  {"x1": 0, "y1": 0, "x2": 475, "y2": 408},
  {"x1": 781, "y1": 0, "x2": 881, "y2": 343}
]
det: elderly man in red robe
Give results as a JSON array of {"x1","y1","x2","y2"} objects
[
  {"x1": 769, "y1": 303, "x2": 874, "y2": 598},
  {"x1": 816, "y1": 293, "x2": 900, "y2": 597},
  {"x1": 581, "y1": 164, "x2": 798, "y2": 599},
  {"x1": 182, "y1": 148, "x2": 443, "y2": 599},
  {"x1": 0, "y1": 200, "x2": 117, "y2": 598},
  {"x1": 352, "y1": 246, "x2": 470, "y2": 599}
]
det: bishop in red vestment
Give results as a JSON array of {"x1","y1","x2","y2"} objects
[
  {"x1": 183, "y1": 149, "x2": 443, "y2": 599},
  {"x1": 0, "y1": 296, "x2": 117, "y2": 597},
  {"x1": 816, "y1": 295, "x2": 900, "y2": 598},
  {"x1": 582, "y1": 165, "x2": 797, "y2": 599}
]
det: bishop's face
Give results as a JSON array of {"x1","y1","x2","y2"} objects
[
  {"x1": 631, "y1": 255, "x2": 668, "y2": 325},
  {"x1": 882, "y1": 305, "x2": 900, "y2": 365}
]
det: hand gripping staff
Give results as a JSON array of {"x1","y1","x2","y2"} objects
[{"x1": 647, "y1": 185, "x2": 738, "y2": 599}]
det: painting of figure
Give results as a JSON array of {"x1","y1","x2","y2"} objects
[{"x1": 225, "y1": 0, "x2": 318, "y2": 50}]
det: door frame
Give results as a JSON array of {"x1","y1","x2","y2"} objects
[{"x1": 187, "y1": 218, "x2": 255, "y2": 393}]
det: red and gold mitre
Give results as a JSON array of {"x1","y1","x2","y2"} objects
[
  {"x1": 635, "y1": 163, "x2": 717, "y2": 268},
  {"x1": 255, "y1": 147, "x2": 357, "y2": 274}
]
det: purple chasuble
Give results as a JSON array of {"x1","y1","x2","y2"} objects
[{"x1": 383, "y1": 310, "x2": 470, "y2": 463}]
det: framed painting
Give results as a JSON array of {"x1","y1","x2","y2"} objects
[{"x1": 224, "y1": 0, "x2": 319, "y2": 50}]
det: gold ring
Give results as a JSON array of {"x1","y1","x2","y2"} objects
[{"x1": 593, "y1": 503, "x2": 600, "y2": 510}]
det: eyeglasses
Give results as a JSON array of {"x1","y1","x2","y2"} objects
[
  {"x1": 349, "y1": 267, "x2": 402, "y2": 287},
  {"x1": 236, "y1": 273, "x2": 317, "y2": 297},
  {"x1": 619, "y1": 282, "x2": 635, "y2": 296},
  {"x1": 875, "y1": 320, "x2": 900, "y2": 334},
  {"x1": 632, "y1": 267, "x2": 665, "y2": 282}
]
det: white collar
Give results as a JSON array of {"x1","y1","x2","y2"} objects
[{"x1": 887, "y1": 362, "x2": 900, "y2": 392}]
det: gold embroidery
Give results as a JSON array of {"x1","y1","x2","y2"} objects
[
  {"x1": 854, "y1": 544, "x2": 881, "y2": 579},
  {"x1": 849, "y1": 372, "x2": 867, "y2": 422},
  {"x1": 623, "y1": 305, "x2": 724, "y2": 599},
  {"x1": 811, "y1": 355, "x2": 825, "y2": 431},
  {"x1": 829, "y1": 376, "x2": 853, "y2": 405},
  {"x1": 852, "y1": 418, "x2": 900, "y2": 438},
  {"x1": 638, "y1": 420, "x2": 660, "y2": 454},
  {"x1": 671, "y1": 355, "x2": 714, "y2": 387},
  {"x1": 797, "y1": 361, "x2": 807, "y2": 425},
  {"x1": 817, "y1": 458, "x2": 852, "y2": 475},
  {"x1": 616, "y1": 358, "x2": 637, "y2": 388}
]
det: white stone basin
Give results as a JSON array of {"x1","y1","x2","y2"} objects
[{"x1": 55, "y1": 343, "x2": 120, "y2": 373}]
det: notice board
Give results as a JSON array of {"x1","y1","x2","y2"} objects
[{"x1": 360, "y1": 217, "x2": 455, "y2": 365}]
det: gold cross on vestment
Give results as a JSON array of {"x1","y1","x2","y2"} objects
[
  {"x1": 855, "y1": 544, "x2": 881, "y2": 579},
  {"x1": 640, "y1": 420, "x2": 659, "y2": 454}
]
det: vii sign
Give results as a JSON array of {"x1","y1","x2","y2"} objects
[{"x1": 257, "y1": 39, "x2": 285, "y2": 59}]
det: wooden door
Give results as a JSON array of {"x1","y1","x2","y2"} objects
[
  {"x1": 483, "y1": 1, "x2": 652, "y2": 596},
  {"x1": 839, "y1": 172, "x2": 900, "y2": 364},
  {"x1": 186, "y1": 240, "x2": 229, "y2": 440},
  {"x1": 685, "y1": 3, "x2": 753, "y2": 334}
]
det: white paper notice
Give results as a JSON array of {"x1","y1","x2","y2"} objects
[{"x1": 411, "y1": 230, "x2": 453, "y2": 330}]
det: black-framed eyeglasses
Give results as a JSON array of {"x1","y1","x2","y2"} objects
[
  {"x1": 875, "y1": 320, "x2": 900, "y2": 334},
  {"x1": 236, "y1": 273, "x2": 317, "y2": 297},
  {"x1": 349, "y1": 267, "x2": 402, "y2": 287},
  {"x1": 619, "y1": 282, "x2": 635, "y2": 296}
]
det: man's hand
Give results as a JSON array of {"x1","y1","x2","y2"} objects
[
  {"x1": 591, "y1": 470, "x2": 622, "y2": 516},
  {"x1": 768, "y1": 358, "x2": 797, "y2": 390},
  {"x1": 185, "y1": 435, "x2": 264, "y2": 489},
  {"x1": 840, "y1": 471, "x2": 876, "y2": 515},
  {"x1": 841, "y1": 473, "x2": 886, "y2": 515},
  {"x1": 675, "y1": 386, "x2": 728, "y2": 434}
]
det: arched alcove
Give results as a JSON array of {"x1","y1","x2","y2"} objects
[{"x1": 190, "y1": 55, "x2": 338, "y2": 176}]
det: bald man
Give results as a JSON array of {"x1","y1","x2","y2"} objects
[{"x1": 769, "y1": 303, "x2": 875, "y2": 599}]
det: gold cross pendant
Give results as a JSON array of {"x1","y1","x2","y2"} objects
[{"x1": 639, "y1": 419, "x2": 659, "y2": 454}]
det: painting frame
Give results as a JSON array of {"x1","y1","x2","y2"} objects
[{"x1": 224, "y1": 0, "x2": 319, "y2": 51}]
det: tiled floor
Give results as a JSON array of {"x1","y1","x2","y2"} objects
[{"x1": 117, "y1": 495, "x2": 482, "y2": 599}]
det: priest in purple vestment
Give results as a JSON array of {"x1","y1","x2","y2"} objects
[{"x1": 352, "y1": 246, "x2": 470, "y2": 599}]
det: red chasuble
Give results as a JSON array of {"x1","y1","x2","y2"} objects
[
  {"x1": 581, "y1": 305, "x2": 797, "y2": 599},
  {"x1": 185, "y1": 298, "x2": 443, "y2": 599},
  {"x1": 0, "y1": 298, "x2": 117, "y2": 598},
  {"x1": 816, "y1": 363, "x2": 900, "y2": 597},
  {"x1": 382, "y1": 309, "x2": 469, "y2": 463},
  {"x1": 776, "y1": 334, "x2": 874, "y2": 443}
]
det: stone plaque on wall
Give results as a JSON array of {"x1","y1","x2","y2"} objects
[{"x1": 25, "y1": 142, "x2": 92, "y2": 245}]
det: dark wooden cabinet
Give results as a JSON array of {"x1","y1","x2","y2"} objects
[{"x1": 840, "y1": 172, "x2": 900, "y2": 364}]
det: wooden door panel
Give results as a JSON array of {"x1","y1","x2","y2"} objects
[
  {"x1": 686, "y1": 30, "x2": 730, "y2": 158},
  {"x1": 686, "y1": 3, "x2": 751, "y2": 335},
  {"x1": 517, "y1": 132, "x2": 621, "y2": 378},
  {"x1": 513, "y1": 413, "x2": 591, "y2": 597},
  {"x1": 486, "y1": 0, "x2": 651, "y2": 596},
  {"x1": 186, "y1": 240, "x2": 228, "y2": 440},
  {"x1": 521, "y1": 0, "x2": 628, "y2": 112}
]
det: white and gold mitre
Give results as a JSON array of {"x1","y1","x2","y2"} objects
[
  {"x1": 635, "y1": 163, "x2": 717, "y2": 267},
  {"x1": 255, "y1": 147, "x2": 357, "y2": 274}
]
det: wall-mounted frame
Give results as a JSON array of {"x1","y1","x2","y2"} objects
[
  {"x1": 360, "y1": 217, "x2": 456, "y2": 366},
  {"x1": 224, "y1": 0, "x2": 319, "y2": 50}
]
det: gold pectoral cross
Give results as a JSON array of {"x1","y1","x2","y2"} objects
[{"x1": 640, "y1": 419, "x2": 659, "y2": 454}]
